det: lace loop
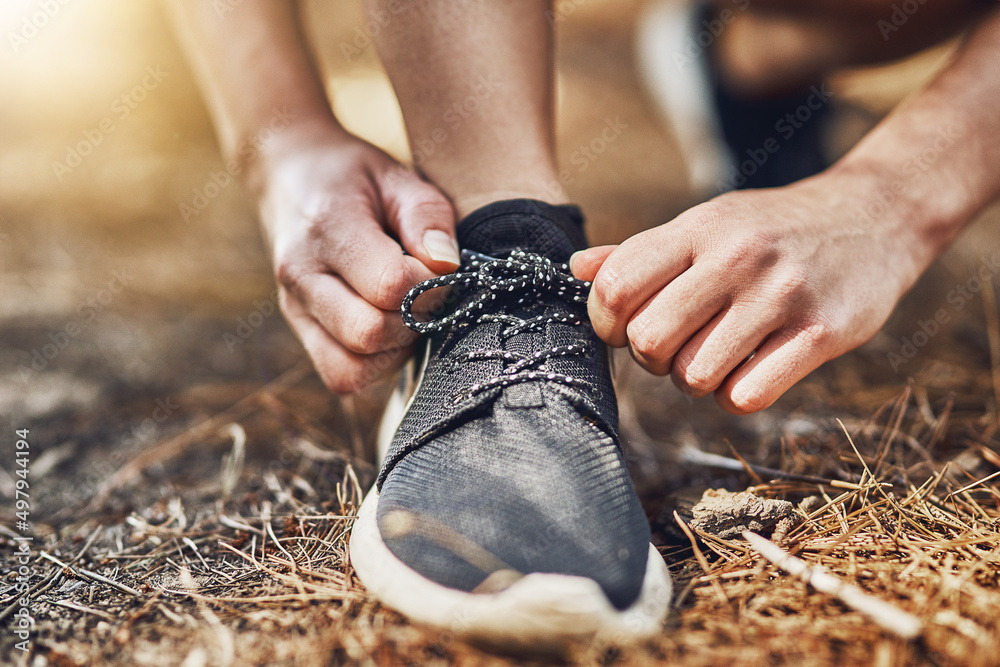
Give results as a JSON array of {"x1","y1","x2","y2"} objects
[
  {"x1": 399, "y1": 249, "x2": 595, "y2": 403},
  {"x1": 401, "y1": 250, "x2": 590, "y2": 334}
]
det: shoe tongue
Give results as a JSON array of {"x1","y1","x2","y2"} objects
[{"x1": 455, "y1": 199, "x2": 588, "y2": 263}]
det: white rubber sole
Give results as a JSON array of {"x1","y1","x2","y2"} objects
[
  {"x1": 350, "y1": 486, "x2": 673, "y2": 652},
  {"x1": 636, "y1": 0, "x2": 733, "y2": 195},
  {"x1": 349, "y1": 343, "x2": 673, "y2": 651}
]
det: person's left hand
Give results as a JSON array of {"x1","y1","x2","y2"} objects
[{"x1": 570, "y1": 174, "x2": 927, "y2": 414}]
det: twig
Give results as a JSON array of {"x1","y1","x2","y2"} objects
[
  {"x1": 180, "y1": 567, "x2": 235, "y2": 666},
  {"x1": 948, "y1": 469, "x2": 1000, "y2": 499},
  {"x1": 680, "y1": 444, "x2": 868, "y2": 489},
  {"x1": 873, "y1": 385, "x2": 911, "y2": 478},
  {"x1": 0, "y1": 528, "x2": 102, "y2": 623},
  {"x1": 219, "y1": 515, "x2": 264, "y2": 535},
  {"x1": 40, "y1": 551, "x2": 142, "y2": 597},
  {"x1": 47, "y1": 598, "x2": 116, "y2": 621},
  {"x1": 0, "y1": 567, "x2": 60, "y2": 624},
  {"x1": 182, "y1": 536, "x2": 213, "y2": 572},
  {"x1": 726, "y1": 441, "x2": 763, "y2": 485},
  {"x1": 743, "y1": 530, "x2": 922, "y2": 640},
  {"x1": 839, "y1": 418, "x2": 875, "y2": 487},
  {"x1": 674, "y1": 511, "x2": 728, "y2": 605},
  {"x1": 220, "y1": 423, "x2": 247, "y2": 500}
]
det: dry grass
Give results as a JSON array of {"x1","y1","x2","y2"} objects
[{"x1": 3, "y1": 366, "x2": 1000, "y2": 666}]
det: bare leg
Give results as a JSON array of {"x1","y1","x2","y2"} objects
[
  {"x1": 365, "y1": 0, "x2": 564, "y2": 218},
  {"x1": 716, "y1": 0, "x2": 993, "y2": 97}
]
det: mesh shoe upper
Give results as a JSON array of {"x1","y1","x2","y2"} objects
[{"x1": 375, "y1": 200, "x2": 650, "y2": 610}]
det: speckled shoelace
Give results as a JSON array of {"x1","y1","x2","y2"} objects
[{"x1": 401, "y1": 249, "x2": 595, "y2": 403}]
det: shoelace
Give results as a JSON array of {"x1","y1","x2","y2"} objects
[{"x1": 400, "y1": 249, "x2": 595, "y2": 402}]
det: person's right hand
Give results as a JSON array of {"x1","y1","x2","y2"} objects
[{"x1": 253, "y1": 127, "x2": 459, "y2": 394}]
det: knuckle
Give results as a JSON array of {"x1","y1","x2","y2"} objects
[
  {"x1": 275, "y1": 261, "x2": 303, "y2": 293},
  {"x1": 408, "y1": 195, "x2": 454, "y2": 223},
  {"x1": 689, "y1": 200, "x2": 728, "y2": 229},
  {"x1": 774, "y1": 264, "x2": 811, "y2": 300},
  {"x1": 592, "y1": 265, "x2": 630, "y2": 316},
  {"x1": 727, "y1": 385, "x2": 770, "y2": 414},
  {"x1": 681, "y1": 201, "x2": 728, "y2": 249},
  {"x1": 627, "y1": 321, "x2": 672, "y2": 375},
  {"x1": 627, "y1": 319, "x2": 661, "y2": 359},
  {"x1": 372, "y1": 263, "x2": 410, "y2": 310},
  {"x1": 675, "y1": 361, "x2": 715, "y2": 394},
  {"x1": 720, "y1": 233, "x2": 777, "y2": 273},
  {"x1": 799, "y1": 316, "x2": 838, "y2": 350},
  {"x1": 322, "y1": 347, "x2": 409, "y2": 396},
  {"x1": 346, "y1": 309, "x2": 385, "y2": 354},
  {"x1": 321, "y1": 360, "x2": 374, "y2": 395}
]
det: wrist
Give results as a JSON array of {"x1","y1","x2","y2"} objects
[
  {"x1": 230, "y1": 109, "x2": 353, "y2": 198},
  {"x1": 804, "y1": 159, "x2": 939, "y2": 295},
  {"x1": 825, "y1": 151, "x2": 966, "y2": 271}
]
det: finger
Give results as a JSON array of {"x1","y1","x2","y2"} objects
[
  {"x1": 715, "y1": 324, "x2": 833, "y2": 414},
  {"x1": 624, "y1": 262, "x2": 729, "y2": 375},
  {"x1": 317, "y1": 216, "x2": 439, "y2": 312},
  {"x1": 570, "y1": 246, "x2": 616, "y2": 282},
  {"x1": 588, "y1": 231, "x2": 692, "y2": 347},
  {"x1": 294, "y1": 273, "x2": 418, "y2": 355},
  {"x1": 670, "y1": 303, "x2": 787, "y2": 397},
  {"x1": 378, "y1": 168, "x2": 459, "y2": 274},
  {"x1": 281, "y1": 290, "x2": 412, "y2": 394}
]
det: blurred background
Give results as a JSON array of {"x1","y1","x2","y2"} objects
[{"x1": 1, "y1": 0, "x2": 999, "y2": 515}]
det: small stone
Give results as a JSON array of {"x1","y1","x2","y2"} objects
[{"x1": 683, "y1": 488, "x2": 799, "y2": 540}]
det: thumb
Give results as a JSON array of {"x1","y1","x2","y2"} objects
[
  {"x1": 570, "y1": 245, "x2": 617, "y2": 281},
  {"x1": 380, "y1": 169, "x2": 459, "y2": 275}
]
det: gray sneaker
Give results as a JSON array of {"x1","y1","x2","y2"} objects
[{"x1": 349, "y1": 200, "x2": 671, "y2": 651}]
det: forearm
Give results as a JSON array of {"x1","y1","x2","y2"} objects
[
  {"x1": 829, "y1": 8, "x2": 1000, "y2": 279},
  {"x1": 166, "y1": 0, "x2": 346, "y2": 192}
]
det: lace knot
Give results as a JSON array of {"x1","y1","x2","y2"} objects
[
  {"x1": 399, "y1": 249, "x2": 594, "y2": 403},
  {"x1": 400, "y1": 249, "x2": 590, "y2": 334}
]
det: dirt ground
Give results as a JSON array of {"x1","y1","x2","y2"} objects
[{"x1": 2, "y1": 1, "x2": 1000, "y2": 665}]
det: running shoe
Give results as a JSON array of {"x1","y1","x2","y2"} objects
[{"x1": 349, "y1": 200, "x2": 672, "y2": 651}]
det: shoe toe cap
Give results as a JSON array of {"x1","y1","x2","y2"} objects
[{"x1": 376, "y1": 406, "x2": 650, "y2": 610}]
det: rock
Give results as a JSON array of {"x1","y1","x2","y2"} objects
[{"x1": 683, "y1": 488, "x2": 799, "y2": 540}]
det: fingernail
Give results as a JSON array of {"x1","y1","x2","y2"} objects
[
  {"x1": 569, "y1": 251, "x2": 582, "y2": 273},
  {"x1": 423, "y1": 230, "x2": 460, "y2": 266}
]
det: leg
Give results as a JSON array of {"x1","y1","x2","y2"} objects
[
  {"x1": 365, "y1": 0, "x2": 564, "y2": 218},
  {"x1": 639, "y1": 0, "x2": 994, "y2": 191},
  {"x1": 717, "y1": 0, "x2": 994, "y2": 97},
  {"x1": 350, "y1": 1, "x2": 671, "y2": 646}
]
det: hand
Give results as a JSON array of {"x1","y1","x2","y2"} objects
[
  {"x1": 254, "y1": 127, "x2": 458, "y2": 394},
  {"x1": 571, "y1": 175, "x2": 925, "y2": 414}
]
